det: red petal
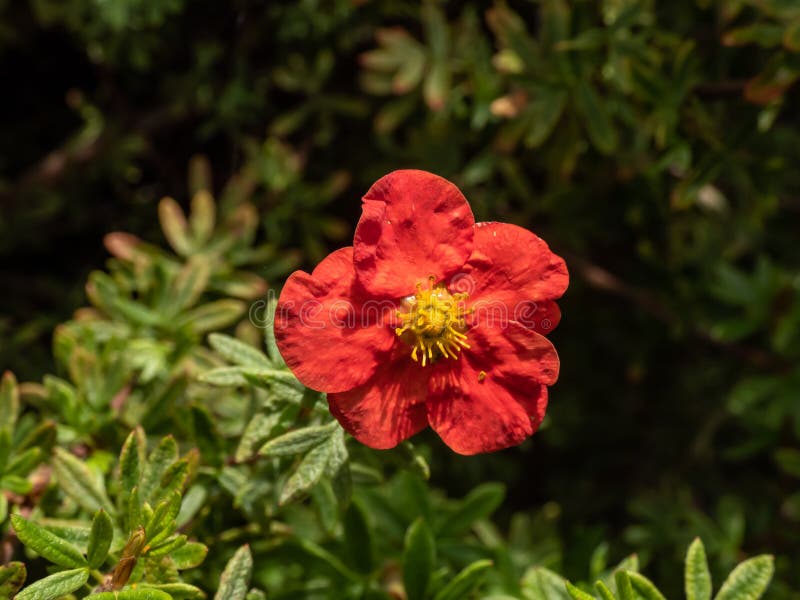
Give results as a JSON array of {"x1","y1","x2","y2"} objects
[
  {"x1": 425, "y1": 321, "x2": 556, "y2": 455},
  {"x1": 275, "y1": 247, "x2": 396, "y2": 394},
  {"x1": 427, "y1": 357, "x2": 548, "y2": 455},
  {"x1": 458, "y1": 222, "x2": 568, "y2": 329},
  {"x1": 466, "y1": 319, "x2": 559, "y2": 389},
  {"x1": 353, "y1": 170, "x2": 475, "y2": 298},
  {"x1": 507, "y1": 299, "x2": 561, "y2": 335},
  {"x1": 328, "y1": 350, "x2": 430, "y2": 450}
]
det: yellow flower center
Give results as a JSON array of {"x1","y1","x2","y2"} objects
[{"x1": 395, "y1": 276, "x2": 470, "y2": 366}]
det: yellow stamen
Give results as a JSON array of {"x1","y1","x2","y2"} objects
[{"x1": 395, "y1": 276, "x2": 470, "y2": 367}]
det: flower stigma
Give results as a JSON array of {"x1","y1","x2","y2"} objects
[{"x1": 395, "y1": 276, "x2": 471, "y2": 366}]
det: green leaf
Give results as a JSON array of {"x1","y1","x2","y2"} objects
[
  {"x1": 524, "y1": 88, "x2": 567, "y2": 148},
  {"x1": 143, "y1": 582, "x2": 206, "y2": 599},
  {"x1": 170, "y1": 257, "x2": 211, "y2": 313},
  {"x1": 215, "y1": 545, "x2": 253, "y2": 600},
  {"x1": 0, "y1": 493, "x2": 7, "y2": 523},
  {"x1": 148, "y1": 534, "x2": 188, "y2": 558},
  {"x1": 171, "y1": 541, "x2": 209, "y2": 569},
  {"x1": 279, "y1": 439, "x2": 332, "y2": 505},
  {"x1": 52, "y1": 447, "x2": 115, "y2": 516},
  {"x1": 0, "y1": 371, "x2": 19, "y2": 430},
  {"x1": 6, "y1": 447, "x2": 44, "y2": 477},
  {"x1": 0, "y1": 561, "x2": 26, "y2": 597},
  {"x1": 260, "y1": 422, "x2": 337, "y2": 457},
  {"x1": 628, "y1": 572, "x2": 666, "y2": 600},
  {"x1": 208, "y1": 333, "x2": 271, "y2": 368},
  {"x1": 87, "y1": 509, "x2": 114, "y2": 569},
  {"x1": 565, "y1": 582, "x2": 595, "y2": 600},
  {"x1": 11, "y1": 514, "x2": 88, "y2": 568},
  {"x1": 190, "y1": 189, "x2": 216, "y2": 244},
  {"x1": 199, "y1": 366, "x2": 297, "y2": 387},
  {"x1": 87, "y1": 590, "x2": 174, "y2": 600},
  {"x1": 177, "y1": 300, "x2": 246, "y2": 334},
  {"x1": 615, "y1": 571, "x2": 634, "y2": 600},
  {"x1": 686, "y1": 538, "x2": 712, "y2": 600},
  {"x1": 159, "y1": 196, "x2": 193, "y2": 256},
  {"x1": 0, "y1": 429, "x2": 9, "y2": 473},
  {"x1": 436, "y1": 483, "x2": 505, "y2": 536},
  {"x1": 236, "y1": 413, "x2": 279, "y2": 462},
  {"x1": 343, "y1": 500, "x2": 374, "y2": 574},
  {"x1": 1, "y1": 474, "x2": 32, "y2": 495},
  {"x1": 16, "y1": 568, "x2": 89, "y2": 600},
  {"x1": 594, "y1": 580, "x2": 616, "y2": 600},
  {"x1": 574, "y1": 81, "x2": 618, "y2": 154},
  {"x1": 294, "y1": 538, "x2": 362, "y2": 583},
  {"x1": 140, "y1": 435, "x2": 179, "y2": 502},
  {"x1": 403, "y1": 518, "x2": 436, "y2": 600},
  {"x1": 521, "y1": 567, "x2": 571, "y2": 600},
  {"x1": 262, "y1": 295, "x2": 284, "y2": 367},
  {"x1": 714, "y1": 555, "x2": 774, "y2": 600},
  {"x1": 433, "y1": 559, "x2": 493, "y2": 600}
]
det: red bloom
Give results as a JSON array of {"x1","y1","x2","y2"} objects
[{"x1": 275, "y1": 170, "x2": 568, "y2": 455}]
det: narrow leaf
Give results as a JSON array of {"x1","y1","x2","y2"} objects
[
  {"x1": 52, "y1": 447, "x2": 115, "y2": 515},
  {"x1": 565, "y1": 582, "x2": 595, "y2": 600},
  {"x1": 87, "y1": 509, "x2": 114, "y2": 569},
  {"x1": 214, "y1": 545, "x2": 253, "y2": 600},
  {"x1": 87, "y1": 590, "x2": 173, "y2": 600},
  {"x1": 403, "y1": 518, "x2": 436, "y2": 600},
  {"x1": 714, "y1": 555, "x2": 774, "y2": 600},
  {"x1": 686, "y1": 537, "x2": 712, "y2": 600},
  {"x1": 279, "y1": 440, "x2": 332, "y2": 505},
  {"x1": 16, "y1": 568, "x2": 89, "y2": 600},
  {"x1": 208, "y1": 333, "x2": 271, "y2": 368},
  {"x1": 260, "y1": 422, "x2": 337, "y2": 457},
  {"x1": 628, "y1": 572, "x2": 666, "y2": 600},
  {"x1": 433, "y1": 559, "x2": 493, "y2": 600},
  {"x1": 11, "y1": 514, "x2": 88, "y2": 568},
  {"x1": 0, "y1": 371, "x2": 19, "y2": 429},
  {"x1": 436, "y1": 483, "x2": 505, "y2": 536},
  {"x1": 159, "y1": 196, "x2": 193, "y2": 256}
]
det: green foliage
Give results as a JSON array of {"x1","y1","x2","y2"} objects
[
  {"x1": 563, "y1": 539, "x2": 772, "y2": 600},
  {"x1": 2, "y1": 0, "x2": 800, "y2": 598}
]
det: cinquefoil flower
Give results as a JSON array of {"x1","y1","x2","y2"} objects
[{"x1": 275, "y1": 170, "x2": 568, "y2": 454}]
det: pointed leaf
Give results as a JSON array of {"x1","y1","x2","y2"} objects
[
  {"x1": 565, "y1": 582, "x2": 595, "y2": 600},
  {"x1": 629, "y1": 572, "x2": 666, "y2": 600},
  {"x1": 16, "y1": 568, "x2": 89, "y2": 600},
  {"x1": 279, "y1": 440, "x2": 332, "y2": 505},
  {"x1": 0, "y1": 371, "x2": 19, "y2": 429},
  {"x1": 87, "y1": 590, "x2": 173, "y2": 600},
  {"x1": 436, "y1": 483, "x2": 505, "y2": 536},
  {"x1": 190, "y1": 189, "x2": 216, "y2": 244},
  {"x1": 159, "y1": 197, "x2": 193, "y2": 256},
  {"x1": 686, "y1": 538, "x2": 712, "y2": 600},
  {"x1": 403, "y1": 518, "x2": 436, "y2": 600},
  {"x1": 714, "y1": 555, "x2": 774, "y2": 600},
  {"x1": 214, "y1": 545, "x2": 253, "y2": 600},
  {"x1": 53, "y1": 447, "x2": 115, "y2": 515},
  {"x1": 11, "y1": 514, "x2": 88, "y2": 568},
  {"x1": 433, "y1": 559, "x2": 493, "y2": 600},
  {"x1": 259, "y1": 422, "x2": 337, "y2": 457},
  {"x1": 208, "y1": 333, "x2": 271, "y2": 368},
  {"x1": 87, "y1": 509, "x2": 114, "y2": 569}
]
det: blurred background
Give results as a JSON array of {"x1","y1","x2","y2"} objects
[{"x1": 1, "y1": 0, "x2": 799, "y2": 596}]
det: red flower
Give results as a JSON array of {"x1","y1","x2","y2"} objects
[{"x1": 275, "y1": 170, "x2": 568, "y2": 455}]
